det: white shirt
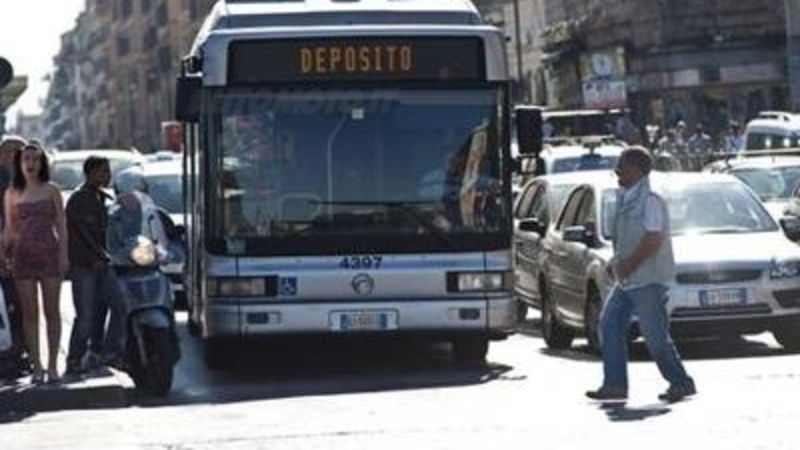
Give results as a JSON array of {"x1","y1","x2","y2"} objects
[
  {"x1": 620, "y1": 178, "x2": 665, "y2": 233},
  {"x1": 616, "y1": 178, "x2": 667, "y2": 290}
]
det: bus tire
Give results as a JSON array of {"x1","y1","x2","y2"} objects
[{"x1": 452, "y1": 337, "x2": 489, "y2": 363}]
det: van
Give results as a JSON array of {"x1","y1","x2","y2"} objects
[{"x1": 744, "y1": 111, "x2": 800, "y2": 150}]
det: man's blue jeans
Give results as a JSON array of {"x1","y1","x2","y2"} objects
[
  {"x1": 599, "y1": 283, "x2": 694, "y2": 390},
  {"x1": 67, "y1": 267, "x2": 124, "y2": 365}
]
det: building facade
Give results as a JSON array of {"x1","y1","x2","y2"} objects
[
  {"x1": 541, "y1": 0, "x2": 788, "y2": 138},
  {"x1": 43, "y1": 0, "x2": 216, "y2": 151}
]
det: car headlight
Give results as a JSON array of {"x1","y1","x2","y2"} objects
[
  {"x1": 770, "y1": 259, "x2": 800, "y2": 279},
  {"x1": 448, "y1": 271, "x2": 510, "y2": 292},
  {"x1": 130, "y1": 237, "x2": 156, "y2": 266}
]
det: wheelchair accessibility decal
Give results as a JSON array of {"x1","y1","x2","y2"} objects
[{"x1": 279, "y1": 277, "x2": 298, "y2": 296}]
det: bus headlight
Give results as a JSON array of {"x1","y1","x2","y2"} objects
[
  {"x1": 448, "y1": 271, "x2": 509, "y2": 293},
  {"x1": 207, "y1": 277, "x2": 268, "y2": 297}
]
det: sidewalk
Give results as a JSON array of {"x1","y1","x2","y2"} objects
[{"x1": 0, "y1": 281, "x2": 127, "y2": 419}]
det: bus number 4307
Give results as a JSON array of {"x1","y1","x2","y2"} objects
[{"x1": 339, "y1": 256, "x2": 383, "y2": 270}]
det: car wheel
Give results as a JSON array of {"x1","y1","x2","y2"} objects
[
  {"x1": 516, "y1": 299, "x2": 529, "y2": 324},
  {"x1": 541, "y1": 282, "x2": 574, "y2": 349},
  {"x1": 585, "y1": 287, "x2": 602, "y2": 355},
  {"x1": 772, "y1": 324, "x2": 800, "y2": 351},
  {"x1": 452, "y1": 337, "x2": 489, "y2": 363}
]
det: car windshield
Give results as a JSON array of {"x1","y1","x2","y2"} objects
[
  {"x1": 602, "y1": 181, "x2": 778, "y2": 238},
  {"x1": 51, "y1": 156, "x2": 139, "y2": 190},
  {"x1": 209, "y1": 88, "x2": 507, "y2": 254},
  {"x1": 147, "y1": 173, "x2": 183, "y2": 214},
  {"x1": 729, "y1": 166, "x2": 800, "y2": 201},
  {"x1": 551, "y1": 154, "x2": 617, "y2": 173}
]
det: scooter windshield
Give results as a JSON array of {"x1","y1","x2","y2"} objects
[{"x1": 108, "y1": 191, "x2": 168, "y2": 266}]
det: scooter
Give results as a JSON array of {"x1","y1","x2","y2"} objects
[{"x1": 108, "y1": 190, "x2": 181, "y2": 396}]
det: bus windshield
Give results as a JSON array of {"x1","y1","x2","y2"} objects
[{"x1": 209, "y1": 88, "x2": 508, "y2": 255}]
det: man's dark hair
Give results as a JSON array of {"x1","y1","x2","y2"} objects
[
  {"x1": 620, "y1": 146, "x2": 654, "y2": 175},
  {"x1": 83, "y1": 155, "x2": 110, "y2": 179},
  {"x1": 12, "y1": 143, "x2": 50, "y2": 190}
]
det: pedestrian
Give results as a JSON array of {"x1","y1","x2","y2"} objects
[
  {"x1": 65, "y1": 156, "x2": 120, "y2": 376},
  {"x1": 2, "y1": 141, "x2": 68, "y2": 384},
  {"x1": 586, "y1": 146, "x2": 696, "y2": 403},
  {"x1": 722, "y1": 121, "x2": 745, "y2": 153},
  {"x1": 0, "y1": 136, "x2": 30, "y2": 379},
  {"x1": 687, "y1": 124, "x2": 712, "y2": 170}
]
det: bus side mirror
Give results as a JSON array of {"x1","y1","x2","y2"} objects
[
  {"x1": 175, "y1": 75, "x2": 201, "y2": 123},
  {"x1": 515, "y1": 105, "x2": 543, "y2": 156}
]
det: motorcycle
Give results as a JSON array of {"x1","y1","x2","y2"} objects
[{"x1": 108, "y1": 190, "x2": 181, "y2": 396}]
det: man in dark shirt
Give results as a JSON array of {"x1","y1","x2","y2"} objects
[{"x1": 65, "y1": 156, "x2": 118, "y2": 374}]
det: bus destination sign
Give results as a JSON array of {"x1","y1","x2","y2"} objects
[{"x1": 228, "y1": 37, "x2": 485, "y2": 84}]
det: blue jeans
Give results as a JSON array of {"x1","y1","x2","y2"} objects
[
  {"x1": 599, "y1": 283, "x2": 694, "y2": 390},
  {"x1": 67, "y1": 267, "x2": 124, "y2": 365}
]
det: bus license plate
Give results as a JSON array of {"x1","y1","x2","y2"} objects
[
  {"x1": 331, "y1": 311, "x2": 397, "y2": 332},
  {"x1": 699, "y1": 288, "x2": 747, "y2": 307}
]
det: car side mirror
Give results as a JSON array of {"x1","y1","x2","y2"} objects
[
  {"x1": 175, "y1": 75, "x2": 201, "y2": 123},
  {"x1": 780, "y1": 216, "x2": 800, "y2": 241},
  {"x1": 519, "y1": 218, "x2": 547, "y2": 236},
  {"x1": 563, "y1": 223, "x2": 597, "y2": 246}
]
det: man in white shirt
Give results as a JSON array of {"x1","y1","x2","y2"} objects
[{"x1": 586, "y1": 147, "x2": 695, "y2": 403}]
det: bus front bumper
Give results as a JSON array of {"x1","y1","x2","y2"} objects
[{"x1": 203, "y1": 296, "x2": 515, "y2": 339}]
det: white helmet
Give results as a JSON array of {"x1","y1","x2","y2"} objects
[{"x1": 114, "y1": 165, "x2": 148, "y2": 196}]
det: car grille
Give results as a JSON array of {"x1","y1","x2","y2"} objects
[
  {"x1": 675, "y1": 269, "x2": 762, "y2": 285},
  {"x1": 773, "y1": 289, "x2": 800, "y2": 308},
  {"x1": 671, "y1": 303, "x2": 772, "y2": 318}
]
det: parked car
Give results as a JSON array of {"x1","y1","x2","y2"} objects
[
  {"x1": 50, "y1": 149, "x2": 145, "y2": 201},
  {"x1": 513, "y1": 171, "x2": 614, "y2": 321},
  {"x1": 704, "y1": 155, "x2": 800, "y2": 219},
  {"x1": 538, "y1": 171, "x2": 800, "y2": 352}
]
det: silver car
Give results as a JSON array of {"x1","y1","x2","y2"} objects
[
  {"x1": 539, "y1": 171, "x2": 800, "y2": 352},
  {"x1": 513, "y1": 171, "x2": 610, "y2": 320}
]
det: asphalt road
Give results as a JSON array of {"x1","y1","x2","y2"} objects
[{"x1": 3, "y1": 293, "x2": 800, "y2": 449}]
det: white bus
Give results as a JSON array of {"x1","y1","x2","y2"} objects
[{"x1": 175, "y1": 0, "x2": 531, "y2": 366}]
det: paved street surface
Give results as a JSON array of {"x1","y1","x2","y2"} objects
[{"x1": 2, "y1": 288, "x2": 800, "y2": 449}]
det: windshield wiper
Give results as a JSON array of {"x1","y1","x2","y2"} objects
[
  {"x1": 676, "y1": 226, "x2": 753, "y2": 235},
  {"x1": 312, "y1": 200, "x2": 458, "y2": 250}
]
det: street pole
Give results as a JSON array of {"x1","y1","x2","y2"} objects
[
  {"x1": 512, "y1": 0, "x2": 526, "y2": 103},
  {"x1": 787, "y1": 0, "x2": 800, "y2": 111}
]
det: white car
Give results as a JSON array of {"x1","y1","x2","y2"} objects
[
  {"x1": 50, "y1": 149, "x2": 145, "y2": 201},
  {"x1": 537, "y1": 171, "x2": 800, "y2": 352},
  {"x1": 704, "y1": 155, "x2": 800, "y2": 219}
]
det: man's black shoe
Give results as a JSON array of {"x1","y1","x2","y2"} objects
[
  {"x1": 586, "y1": 386, "x2": 628, "y2": 401},
  {"x1": 658, "y1": 384, "x2": 696, "y2": 402}
]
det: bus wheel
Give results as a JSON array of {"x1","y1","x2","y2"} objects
[{"x1": 452, "y1": 337, "x2": 489, "y2": 363}]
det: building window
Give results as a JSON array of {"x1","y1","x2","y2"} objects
[
  {"x1": 158, "y1": 45, "x2": 172, "y2": 72},
  {"x1": 157, "y1": 2, "x2": 168, "y2": 25},
  {"x1": 117, "y1": 35, "x2": 130, "y2": 56},
  {"x1": 143, "y1": 27, "x2": 157, "y2": 48},
  {"x1": 120, "y1": 0, "x2": 133, "y2": 18}
]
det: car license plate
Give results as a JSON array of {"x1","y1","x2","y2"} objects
[
  {"x1": 699, "y1": 288, "x2": 747, "y2": 307},
  {"x1": 330, "y1": 311, "x2": 397, "y2": 332}
]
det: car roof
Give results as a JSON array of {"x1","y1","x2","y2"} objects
[
  {"x1": 142, "y1": 159, "x2": 183, "y2": 177},
  {"x1": 50, "y1": 149, "x2": 142, "y2": 162},
  {"x1": 541, "y1": 144, "x2": 625, "y2": 160},
  {"x1": 715, "y1": 156, "x2": 800, "y2": 170}
]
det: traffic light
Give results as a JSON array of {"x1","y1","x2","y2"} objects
[{"x1": 0, "y1": 57, "x2": 12, "y2": 89}]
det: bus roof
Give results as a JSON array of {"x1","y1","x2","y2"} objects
[{"x1": 196, "y1": 0, "x2": 482, "y2": 39}]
